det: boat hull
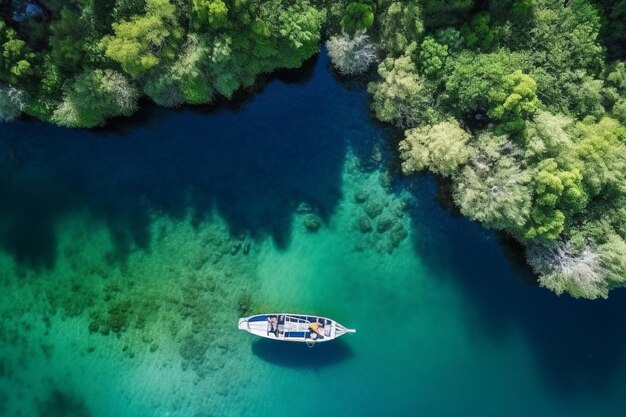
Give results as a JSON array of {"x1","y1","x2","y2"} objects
[{"x1": 238, "y1": 313, "x2": 355, "y2": 343}]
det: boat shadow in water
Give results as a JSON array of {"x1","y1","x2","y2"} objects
[{"x1": 251, "y1": 338, "x2": 354, "y2": 368}]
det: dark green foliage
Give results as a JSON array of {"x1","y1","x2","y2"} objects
[
  {"x1": 596, "y1": 0, "x2": 626, "y2": 59},
  {"x1": 49, "y1": 9, "x2": 86, "y2": 73},
  {"x1": 420, "y1": 0, "x2": 474, "y2": 29},
  {"x1": 461, "y1": 12, "x2": 500, "y2": 51},
  {"x1": 341, "y1": 2, "x2": 374, "y2": 34}
]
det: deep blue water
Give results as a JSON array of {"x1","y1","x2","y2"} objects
[{"x1": 1, "y1": 51, "x2": 626, "y2": 417}]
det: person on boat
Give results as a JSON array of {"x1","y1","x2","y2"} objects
[
  {"x1": 308, "y1": 317, "x2": 324, "y2": 339},
  {"x1": 267, "y1": 315, "x2": 278, "y2": 336}
]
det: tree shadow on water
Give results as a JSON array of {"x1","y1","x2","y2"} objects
[
  {"x1": 403, "y1": 174, "x2": 626, "y2": 399},
  {"x1": 0, "y1": 51, "x2": 354, "y2": 271},
  {"x1": 251, "y1": 338, "x2": 354, "y2": 369}
]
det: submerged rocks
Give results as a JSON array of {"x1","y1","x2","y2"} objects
[
  {"x1": 304, "y1": 214, "x2": 321, "y2": 232},
  {"x1": 389, "y1": 224, "x2": 409, "y2": 249},
  {"x1": 376, "y1": 217, "x2": 394, "y2": 233},
  {"x1": 357, "y1": 216, "x2": 373, "y2": 233},
  {"x1": 364, "y1": 201, "x2": 383, "y2": 219},
  {"x1": 354, "y1": 190, "x2": 369, "y2": 204},
  {"x1": 370, "y1": 144, "x2": 383, "y2": 163}
]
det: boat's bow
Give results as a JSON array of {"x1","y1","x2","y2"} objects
[{"x1": 335, "y1": 322, "x2": 356, "y2": 337}]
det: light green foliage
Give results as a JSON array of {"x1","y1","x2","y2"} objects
[
  {"x1": 454, "y1": 133, "x2": 532, "y2": 231},
  {"x1": 52, "y1": 69, "x2": 138, "y2": 128},
  {"x1": 275, "y1": 2, "x2": 324, "y2": 63},
  {"x1": 399, "y1": 119, "x2": 470, "y2": 177},
  {"x1": 101, "y1": 0, "x2": 182, "y2": 78},
  {"x1": 524, "y1": 158, "x2": 586, "y2": 241},
  {"x1": 192, "y1": 0, "x2": 229, "y2": 30},
  {"x1": 377, "y1": 1, "x2": 423, "y2": 56},
  {"x1": 572, "y1": 117, "x2": 626, "y2": 198},
  {"x1": 523, "y1": 111, "x2": 574, "y2": 162},
  {"x1": 341, "y1": 2, "x2": 374, "y2": 34},
  {"x1": 418, "y1": 36, "x2": 448, "y2": 78},
  {"x1": 461, "y1": 12, "x2": 500, "y2": 51},
  {"x1": 489, "y1": 70, "x2": 538, "y2": 134},
  {"x1": 445, "y1": 50, "x2": 529, "y2": 117},
  {"x1": 368, "y1": 55, "x2": 437, "y2": 128},
  {"x1": 0, "y1": 20, "x2": 35, "y2": 84}
]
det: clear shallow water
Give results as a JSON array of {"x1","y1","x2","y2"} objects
[{"x1": 1, "y1": 52, "x2": 626, "y2": 417}]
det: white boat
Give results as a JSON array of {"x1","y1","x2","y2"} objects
[{"x1": 238, "y1": 313, "x2": 356, "y2": 344}]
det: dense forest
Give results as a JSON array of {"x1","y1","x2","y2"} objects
[{"x1": 1, "y1": 0, "x2": 625, "y2": 299}]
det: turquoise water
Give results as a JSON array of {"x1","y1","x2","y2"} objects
[{"x1": 2, "y1": 52, "x2": 626, "y2": 417}]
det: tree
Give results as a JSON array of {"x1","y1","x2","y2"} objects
[
  {"x1": 434, "y1": 27, "x2": 464, "y2": 54},
  {"x1": 101, "y1": 0, "x2": 182, "y2": 78},
  {"x1": 559, "y1": 70, "x2": 605, "y2": 118},
  {"x1": 274, "y1": 2, "x2": 325, "y2": 67},
  {"x1": 488, "y1": 70, "x2": 539, "y2": 134},
  {"x1": 572, "y1": 117, "x2": 626, "y2": 199},
  {"x1": 418, "y1": 36, "x2": 448, "y2": 78},
  {"x1": 52, "y1": 69, "x2": 139, "y2": 128},
  {"x1": 527, "y1": 233, "x2": 626, "y2": 299},
  {"x1": 144, "y1": 34, "x2": 214, "y2": 106},
  {"x1": 444, "y1": 50, "x2": 531, "y2": 118},
  {"x1": 399, "y1": 119, "x2": 471, "y2": 177},
  {"x1": 453, "y1": 132, "x2": 532, "y2": 231},
  {"x1": 368, "y1": 55, "x2": 437, "y2": 128},
  {"x1": 603, "y1": 62, "x2": 626, "y2": 122},
  {"x1": 0, "y1": 83, "x2": 27, "y2": 122},
  {"x1": 524, "y1": 158, "x2": 587, "y2": 241},
  {"x1": 523, "y1": 111, "x2": 575, "y2": 163},
  {"x1": 341, "y1": 2, "x2": 374, "y2": 34},
  {"x1": 192, "y1": 0, "x2": 229, "y2": 31},
  {"x1": 527, "y1": 0, "x2": 604, "y2": 75},
  {"x1": 377, "y1": 1, "x2": 423, "y2": 55},
  {"x1": 0, "y1": 20, "x2": 36, "y2": 84},
  {"x1": 461, "y1": 12, "x2": 500, "y2": 51},
  {"x1": 49, "y1": 8, "x2": 86, "y2": 73},
  {"x1": 327, "y1": 30, "x2": 377, "y2": 76}
]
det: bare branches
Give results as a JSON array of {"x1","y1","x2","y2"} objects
[{"x1": 326, "y1": 30, "x2": 378, "y2": 76}]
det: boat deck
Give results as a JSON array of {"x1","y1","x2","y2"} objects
[{"x1": 240, "y1": 314, "x2": 336, "y2": 342}]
